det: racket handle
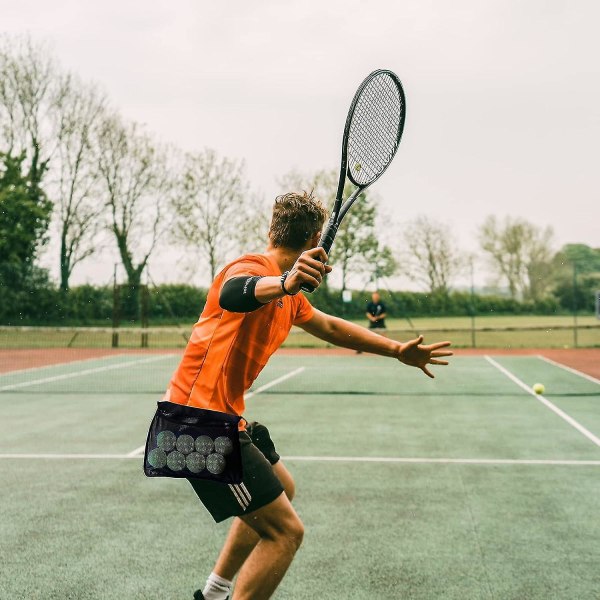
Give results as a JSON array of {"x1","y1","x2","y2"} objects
[{"x1": 300, "y1": 220, "x2": 338, "y2": 294}]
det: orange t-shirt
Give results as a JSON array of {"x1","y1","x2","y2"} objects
[{"x1": 165, "y1": 253, "x2": 314, "y2": 427}]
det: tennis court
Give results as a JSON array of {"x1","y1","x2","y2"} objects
[{"x1": 1, "y1": 349, "x2": 600, "y2": 599}]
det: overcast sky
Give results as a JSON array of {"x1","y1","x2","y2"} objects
[{"x1": 2, "y1": 0, "x2": 599, "y2": 289}]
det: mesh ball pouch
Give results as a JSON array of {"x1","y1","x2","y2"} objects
[{"x1": 143, "y1": 401, "x2": 243, "y2": 484}]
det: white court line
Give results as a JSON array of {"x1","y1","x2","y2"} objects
[
  {"x1": 127, "y1": 446, "x2": 149, "y2": 458},
  {"x1": 1, "y1": 453, "x2": 600, "y2": 466},
  {"x1": 282, "y1": 456, "x2": 600, "y2": 466},
  {"x1": 0, "y1": 454, "x2": 133, "y2": 459},
  {"x1": 126, "y1": 366, "x2": 306, "y2": 457},
  {"x1": 485, "y1": 355, "x2": 600, "y2": 448},
  {"x1": 0, "y1": 354, "x2": 126, "y2": 377},
  {"x1": 537, "y1": 354, "x2": 600, "y2": 386},
  {"x1": 245, "y1": 366, "x2": 305, "y2": 399},
  {"x1": 0, "y1": 354, "x2": 172, "y2": 392}
]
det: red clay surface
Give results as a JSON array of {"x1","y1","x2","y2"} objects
[
  {"x1": 0, "y1": 348, "x2": 180, "y2": 374},
  {"x1": 1, "y1": 347, "x2": 598, "y2": 380},
  {"x1": 455, "y1": 348, "x2": 600, "y2": 380}
]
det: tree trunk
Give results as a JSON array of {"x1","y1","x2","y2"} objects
[
  {"x1": 59, "y1": 231, "x2": 70, "y2": 292},
  {"x1": 114, "y1": 232, "x2": 146, "y2": 321}
]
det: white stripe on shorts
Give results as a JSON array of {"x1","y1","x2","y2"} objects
[
  {"x1": 228, "y1": 484, "x2": 249, "y2": 510},
  {"x1": 238, "y1": 483, "x2": 252, "y2": 505}
]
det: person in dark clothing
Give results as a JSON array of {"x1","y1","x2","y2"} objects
[{"x1": 366, "y1": 291, "x2": 387, "y2": 330}]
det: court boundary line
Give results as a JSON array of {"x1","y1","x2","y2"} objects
[
  {"x1": 1, "y1": 453, "x2": 599, "y2": 466},
  {"x1": 537, "y1": 354, "x2": 600, "y2": 385},
  {"x1": 0, "y1": 354, "x2": 173, "y2": 392},
  {"x1": 0, "y1": 354, "x2": 130, "y2": 377},
  {"x1": 485, "y1": 355, "x2": 600, "y2": 448},
  {"x1": 125, "y1": 366, "x2": 307, "y2": 457},
  {"x1": 245, "y1": 366, "x2": 306, "y2": 400}
]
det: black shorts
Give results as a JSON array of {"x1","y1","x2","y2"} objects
[{"x1": 187, "y1": 421, "x2": 284, "y2": 523}]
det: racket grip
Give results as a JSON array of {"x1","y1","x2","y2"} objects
[{"x1": 300, "y1": 220, "x2": 338, "y2": 294}]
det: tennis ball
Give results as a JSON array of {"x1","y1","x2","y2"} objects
[{"x1": 532, "y1": 383, "x2": 545, "y2": 395}]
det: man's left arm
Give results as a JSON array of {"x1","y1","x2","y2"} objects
[{"x1": 298, "y1": 309, "x2": 452, "y2": 378}]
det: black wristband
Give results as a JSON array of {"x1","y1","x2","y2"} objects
[
  {"x1": 219, "y1": 276, "x2": 265, "y2": 312},
  {"x1": 280, "y1": 271, "x2": 298, "y2": 296}
]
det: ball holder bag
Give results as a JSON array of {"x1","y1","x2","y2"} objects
[{"x1": 143, "y1": 401, "x2": 243, "y2": 484}]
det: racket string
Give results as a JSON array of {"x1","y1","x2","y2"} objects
[
  {"x1": 350, "y1": 85, "x2": 401, "y2": 180},
  {"x1": 347, "y1": 72, "x2": 404, "y2": 186}
]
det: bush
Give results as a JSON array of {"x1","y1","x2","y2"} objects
[
  {"x1": 0, "y1": 280, "x2": 589, "y2": 326},
  {"x1": 149, "y1": 285, "x2": 208, "y2": 320},
  {"x1": 553, "y1": 274, "x2": 600, "y2": 312}
]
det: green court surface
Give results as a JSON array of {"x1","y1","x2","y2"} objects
[{"x1": 1, "y1": 353, "x2": 600, "y2": 599}]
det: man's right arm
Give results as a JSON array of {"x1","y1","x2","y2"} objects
[
  {"x1": 298, "y1": 309, "x2": 453, "y2": 378},
  {"x1": 219, "y1": 247, "x2": 331, "y2": 312},
  {"x1": 253, "y1": 247, "x2": 331, "y2": 303}
]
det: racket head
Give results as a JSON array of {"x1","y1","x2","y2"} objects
[{"x1": 342, "y1": 69, "x2": 406, "y2": 189}]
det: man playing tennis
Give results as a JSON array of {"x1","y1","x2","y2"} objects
[{"x1": 165, "y1": 191, "x2": 452, "y2": 600}]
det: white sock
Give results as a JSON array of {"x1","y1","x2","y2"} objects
[{"x1": 202, "y1": 572, "x2": 232, "y2": 600}]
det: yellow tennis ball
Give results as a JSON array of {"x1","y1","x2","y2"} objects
[{"x1": 532, "y1": 383, "x2": 545, "y2": 395}]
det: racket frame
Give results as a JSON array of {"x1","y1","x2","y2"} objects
[{"x1": 302, "y1": 69, "x2": 405, "y2": 292}]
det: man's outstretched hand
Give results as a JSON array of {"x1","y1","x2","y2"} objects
[{"x1": 396, "y1": 335, "x2": 453, "y2": 378}]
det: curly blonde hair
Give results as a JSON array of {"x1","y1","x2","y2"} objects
[{"x1": 268, "y1": 190, "x2": 328, "y2": 250}]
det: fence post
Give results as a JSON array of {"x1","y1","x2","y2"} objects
[
  {"x1": 572, "y1": 263, "x2": 578, "y2": 348},
  {"x1": 470, "y1": 258, "x2": 476, "y2": 348},
  {"x1": 112, "y1": 265, "x2": 120, "y2": 348},
  {"x1": 141, "y1": 285, "x2": 149, "y2": 348}
]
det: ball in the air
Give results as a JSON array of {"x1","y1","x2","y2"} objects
[{"x1": 532, "y1": 383, "x2": 545, "y2": 395}]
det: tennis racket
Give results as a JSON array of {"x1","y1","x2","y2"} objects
[{"x1": 301, "y1": 69, "x2": 406, "y2": 293}]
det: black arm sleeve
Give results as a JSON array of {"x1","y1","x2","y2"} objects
[{"x1": 219, "y1": 276, "x2": 265, "y2": 313}]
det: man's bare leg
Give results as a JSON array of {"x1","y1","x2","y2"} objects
[
  {"x1": 232, "y1": 491, "x2": 304, "y2": 600},
  {"x1": 211, "y1": 461, "x2": 296, "y2": 581}
]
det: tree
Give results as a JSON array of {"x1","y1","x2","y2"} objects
[
  {"x1": 479, "y1": 216, "x2": 555, "y2": 301},
  {"x1": 553, "y1": 273, "x2": 600, "y2": 312},
  {"x1": 235, "y1": 192, "x2": 271, "y2": 254},
  {"x1": 96, "y1": 113, "x2": 173, "y2": 289},
  {"x1": 551, "y1": 244, "x2": 600, "y2": 312},
  {"x1": 0, "y1": 36, "x2": 65, "y2": 208},
  {"x1": 0, "y1": 36, "x2": 64, "y2": 288},
  {"x1": 553, "y1": 244, "x2": 600, "y2": 274},
  {"x1": 51, "y1": 76, "x2": 106, "y2": 291},
  {"x1": 362, "y1": 244, "x2": 398, "y2": 289},
  {"x1": 0, "y1": 152, "x2": 52, "y2": 289},
  {"x1": 172, "y1": 149, "x2": 250, "y2": 281},
  {"x1": 279, "y1": 168, "x2": 386, "y2": 290},
  {"x1": 403, "y1": 215, "x2": 462, "y2": 295},
  {"x1": 525, "y1": 229, "x2": 556, "y2": 302}
]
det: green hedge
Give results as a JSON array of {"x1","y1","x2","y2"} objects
[
  {"x1": 0, "y1": 281, "x2": 592, "y2": 326},
  {"x1": 309, "y1": 288, "x2": 564, "y2": 319}
]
